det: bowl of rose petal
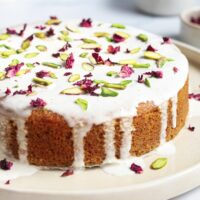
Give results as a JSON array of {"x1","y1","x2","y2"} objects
[{"x1": 181, "y1": 7, "x2": 200, "y2": 48}]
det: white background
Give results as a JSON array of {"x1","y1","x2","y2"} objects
[{"x1": 0, "y1": 0, "x2": 200, "y2": 199}]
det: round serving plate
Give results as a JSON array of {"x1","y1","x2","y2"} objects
[{"x1": 0, "y1": 41, "x2": 200, "y2": 200}]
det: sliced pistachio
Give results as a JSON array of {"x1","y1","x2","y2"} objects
[
  {"x1": 130, "y1": 47, "x2": 141, "y2": 54},
  {"x1": 0, "y1": 33, "x2": 10, "y2": 40},
  {"x1": 120, "y1": 80, "x2": 132, "y2": 86},
  {"x1": 60, "y1": 87, "x2": 84, "y2": 95},
  {"x1": 101, "y1": 87, "x2": 118, "y2": 97},
  {"x1": 137, "y1": 33, "x2": 148, "y2": 42},
  {"x1": 82, "y1": 38, "x2": 97, "y2": 44},
  {"x1": 75, "y1": 98, "x2": 88, "y2": 111},
  {"x1": 79, "y1": 43, "x2": 101, "y2": 49},
  {"x1": 36, "y1": 45, "x2": 47, "y2": 52},
  {"x1": 16, "y1": 49, "x2": 24, "y2": 54},
  {"x1": 111, "y1": 23, "x2": 125, "y2": 29},
  {"x1": 21, "y1": 39, "x2": 31, "y2": 50},
  {"x1": 26, "y1": 63, "x2": 36, "y2": 68},
  {"x1": 16, "y1": 69, "x2": 30, "y2": 76},
  {"x1": 88, "y1": 56, "x2": 97, "y2": 65},
  {"x1": 35, "y1": 32, "x2": 46, "y2": 39},
  {"x1": 82, "y1": 62, "x2": 94, "y2": 72},
  {"x1": 32, "y1": 77, "x2": 52, "y2": 86},
  {"x1": 79, "y1": 52, "x2": 88, "y2": 58},
  {"x1": 0, "y1": 72, "x2": 6, "y2": 80},
  {"x1": 60, "y1": 53, "x2": 69, "y2": 61},
  {"x1": 10, "y1": 59, "x2": 19, "y2": 66},
  {"x1": 68, "y1": 74, "x2": 80, "y2": 83},
  {"x1": 49, "y1": 72, "x2": 57, "y2": 79},
  {"x1": 66, "y1": 25, "x2": 80, "y2": 33},
  {"x1": 94, "y1": 32, "x2": 110, "y2": 38},
  {"x1": 150, "y1": 158, "x2": 168, "y2": 170},
  {"x1": 60, "y1": 30, "x2": 69, "y2": 36},
  {"x1": 156, "y1": 57, "x2": 167, "y2": 68},
  {"x1": 106, "y1": 71, "x2": 118, "y2": 77},
  {"x1": 0, "y1": 44, "x2": 13, "y2": 50},
  {"x1": 144, "y1": 78, "x2": 151, "y2": 87},
  {"x1": 144, "y1": 51, "x2": 161, "y2": 60},
  {"x1": 42, "y1": 62, "x2": 60, "y2": 69},
  {"x1": 1, "y1": 50, "x2": 16, "y2": 58},
  {"x1": 132, "y1": 63, "x2": 150, "y2": 68},
  {"x1": 94, "y1": 80, "x2": 108, "y2": 84},
  {"x1": 24, "y1": 52, "x2": 39, "y2": 59},
  {"x1": 115, "y1": 31, "x2": 130, "y2": 39},
  {"x1": 104, "y1": 83, "x2": 126, "y2": 90},
  {"x1": 46, "y1": 19, "x2": 61, "y2": 25},
  {"x1": 118, "y1": 59, "x2": 136, "y2": 65},
  {"x1": 58, "y1": 35, "x2": 72, "y2": 42}
]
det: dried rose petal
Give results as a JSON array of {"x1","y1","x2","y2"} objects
[
  {"x1": 0, "y1": 159, "x2": 13, "y2": 170},
  {"x1": 59, "y1": 43, "x2": 71, "y2": 52},
  {"x1": 190, "y1": 16, "x2": 200, "y2": 25},
  {"x1": 79, "y1": 18, "x2": 92, "y2": 27},
  {"x1": 35, "y1": 25, "x2": 46, "y2": 30},
  {"x1": 188, "y1": 125, "x2": 195, "y2": 132},
  {"x1": 5, "y1": 63, "x2": 24, "y2": 78},
  {"x1": 119, "y1": 65, "x2": 134, "y2": 78},
  {"x1": 130, "y1": 163, "x2": 143, "y2": 174},
  {"x1": 125, "y1": 49, "x2": 130, "y2": 53},
  {"x1": 189, "y1": 93, "x2": 200, "y2": 101},
  {"x1": 92, "y1": 53, "x2": 104, "y2": 64},
  {"x1": 61, "y1": 168, "x2": 74, "y2": 177},
  {"x1": 13, "y1": 85, "x2": 32, "y2": 96},
  {"x1": 146, "y1": 45, "x2": 157, "y2": 52},
  {"x1": 46, "y1": 28, "x2": 55, "y2": 37},
  {"x1": 137, "y1": 75, "x2": 144, "y2": 83},
  {"x1": 112, "y1": 34, "x2": 125, "y2": 43},
  {"x1": 5, "y1": 180, "x2": 10, "y2": 185},
  {"x1": 107, "y1": 45, "x2": 120, "y2": 54},
  {"x1": 52, "y1": 53, "x2": 60, "y2": 58},
  {"x1": 30, "y1": 98, "x2": 47, "y2": 108},
  {"x1": 36, "y1": 70, "x2": 50, "y2": 78},
  {"x1": 7, "y1": 24, "x2": 27, "y2": 36},
  {"x1": 144, "y1": 71, "x2": 163, "y2": 78},
  {"x1": 5, "y1": 88, "x2": 11, "y2": 95},
  {"x1": 65, "y1": 53, "x2": 74, "y2": 69},
  {"x1": 162, "y1": 37, "x2": 172, "y2": 44},
  {"x1": 84, "y1": 72, "x2": 93, "y2": 78},
  {"x1": 64, "y1": 72, "x2": 72, "y2": 76},
  {"x1": 173, "y1": 67, "x2": 178, "y2": 73},
  {"x1": 104, "y1": 58, "x2": 115, "y2": 66}
]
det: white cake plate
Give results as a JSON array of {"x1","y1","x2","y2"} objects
[{"x1": 0, "y1": 40, "x2": 200, "y2": 200}]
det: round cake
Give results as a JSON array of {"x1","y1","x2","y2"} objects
[{"x1": 0, "y1": 17, "x2": 189, "y2": 168}]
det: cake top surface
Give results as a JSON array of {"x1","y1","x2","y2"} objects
[{"x1": 0, "y1": 17, "x2": 188, "y2": 126}]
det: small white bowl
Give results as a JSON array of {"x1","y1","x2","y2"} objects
[{"x1": 180, "y1": 7, "x2": 200, "y2": 48}]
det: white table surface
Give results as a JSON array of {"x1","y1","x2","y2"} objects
[{"x1": 0, "y1": 0, "x2": 200, "y2": 199}]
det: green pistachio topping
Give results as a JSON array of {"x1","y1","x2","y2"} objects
[
  {"x1": 36, "y1": 45, "x2": 47, "y2": 52},
  {"x1": 118, "y1": 59, "x2": 136, "y2": 65},
  {"x1": 111, "y1": 23, "x2": 126, "y2": 29},
  {"x1": 94, "y1": 32, "x2": 110, "y2": 38},
  {"x1": 101, "y1": 87, "x2": 118, "y2": 97},
  {"x1": 106, "y1": 71, "x2": 118, "y2": 77},
  {"x1": 9, "y1": 59, "x2": 19, "y2": 66},
  {"x1": 150, "y1": 158, "x2": 168, "y2": 170},
  {"x1": 21, "y1": 39, "x2": 31, "y2": 50},
  {"x1": 26, "y1": 63, "x2": 36, "y2": 68},
  {"x1": 82, "y1": 62, "x2": 94, "y2": 72},
  {"x1": 16, "y1": 49, "x2": 24, "y2": 54},
  {"x1": 103, "y1": 83, "x2": 126, "y2": 90},
  {"x1": 156, "y1": 57, "x2": 167, "y2": 68},
  {"x1": 60, "y1": 30, "x2": 69, "y2": 36},
  {"x1": 82, "y1": 38, "x2": 97, "y2": 44},
  {"x1": 137, "y1": 33, "x2": 148, "y2": 42},
  {"x1": 0, "y1": 72, "x2": 6, "y2": 80},
  {"x1": 42, "y1": 62, "x2": 61, "y2": 69},
  {"x1": 75, "y1": 98, "x2": 88, "y2": 111},
  {"x1": 49, "y1": 72, "x2": 57, "y2": 79},
  {"x1": 79, "y1": 52, "x2": 88, "y2": 58},
  {"x1": 0, "y1": 50, "x2": 16, "y2": 58},
  {"x1": 16, "y1": 69, "x2": 30, "y2": 76},
  {"x1": 60, "y1": 53, "x2": 69, "y2": 61},
  {"x1": 130, "y1": 48, "x2": 141, "y2": 54},
  {"x1": 0, "y1": 44, "x2": 13, "y2": 50},
  {"x1": 35, "y1": 32, "x2": 46, "y2": 39},
  {"x1": 144, "y1": 51, "x2": 161, "y2": 60},
  {"x1": 46, "y1": 18, "x2": 61, "y2": 25},
  {"x1": 0, "y1": 33, "x2": 10, "y2": 40},
  {"x1": 68, "y1": 74, "x2": 80, "y2": 83},
  {"x1": 94, "y1": 80, "x2": 108, "y2": 84},
  {"x1": 115, "y1": 31, "x2": 130, "y2": 39},
  {"x1": 60, "y1": 87, "x2": 84, "y2": 95},
  {"x1": 88, "y1": 56, "x2": 97, "y2": 65},
  {"x1": 120, "y1": 80, "x2": 132, "y2": 86},
  {"x1": 66, "y1": 25, "x2": 80, "y2": 33},
  {"x1": 132, "y1": 63, "x2": 150, "y2": 68},
  {"x1": 79, "y1": 43, "x2": 101, "y2": 49},
  {"x1": 58, "y1": 35, "x2": 72, "y2": 42},
  {"x1": 144, "y1": 78, "x2": 151, "y2": 87},
  {"x1": 24, "y1": 52, "x2": 39, "y2": 59},
  {"x1": 32, "y1": 77, "x2": 52, "y2": 86}
]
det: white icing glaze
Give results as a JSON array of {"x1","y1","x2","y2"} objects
[
  {"x1": 120, "y1": 117, "x2": 134, "y2": 159},
  {"x1": 155, "y1": 141, "x2": 176, "y2": 156},
  {"x1": 103, "y1": 120, "x2": 116, "y2": 163},
  {"x1": 72, "y1": 122, "x2": 91, "y2": 168},
  {"x1": 159, "y1": 101, "x2": 168, "y2": 143},
  {"x1": 171, "y1": 95, "x2": 178, "y2": 128}
]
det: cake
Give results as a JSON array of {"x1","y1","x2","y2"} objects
[{"x1": 0, "y1": 17, "x2": 189, "y2": 168}]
